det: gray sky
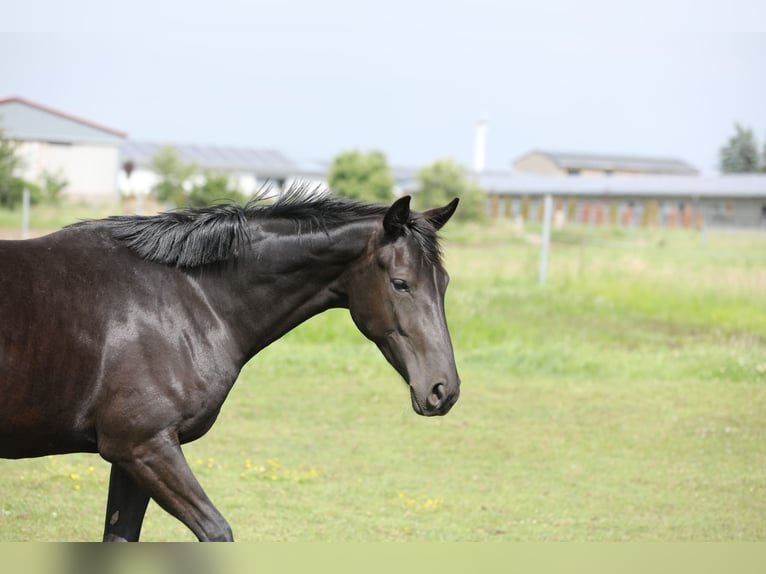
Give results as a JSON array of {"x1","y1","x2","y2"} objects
[{"x1": 2, "y1": 1, "x2": 765, "y2": 174}]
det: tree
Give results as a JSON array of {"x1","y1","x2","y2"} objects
[
  {"x1": 151, "y1": 146, "x2": 197, "y2": 205},
  {"x1": 414, "y1": 158, "x2": 485, "y2": 221},
  {"x1": 151, "y1": 147, "x2": 246, "y2": 207},
  {"x1": 0, "y1": 126, "x2": 69, "y2": 208},
  {"x1": 0, "y1": 126, "x2": 26, "y2": 208},
  {"x1": 720, "y1": 123, "x2": 762, "y2": 173},
  {"x1": 39, "y1": 169, "x2": 68, "y2": 205},
  {"x1": 187, "y1": 169, "x2": 246, "y2": 207},
  {"x1": 327, "y1": 150, "x2": 395, "y2": 203}
]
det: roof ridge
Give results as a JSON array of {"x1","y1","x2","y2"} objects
[
  {"x1": 538, "y1": 149, "x2": 692, "y2": 163},
  {"x1": 0, "y1": 96, "x2": 127, "y2": 138}
]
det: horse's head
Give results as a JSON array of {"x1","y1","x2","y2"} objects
[{"x1": 346, "y1": 196, "x2": 460, "y2": 416}]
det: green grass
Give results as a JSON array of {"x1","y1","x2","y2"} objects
[
  {"x1": 1, "y1": 214, "x2": 765, "y2": 541},
  {"x1": 0, "y1": 202, "x2": 123, "y2": 233}
]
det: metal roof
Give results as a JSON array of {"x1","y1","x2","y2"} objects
[
  {"x1": 515, "y1": 150, "x2": 699, "y2": 175},
  {"x1": 0, "y1": 96, "x2": 126, "y2": 144},
  {"x1": 476, "y1": 172, "x2": 766, "y2": 199},
  {"x1": 121, "y1": 140, "x2": 300, "y2": 175}
]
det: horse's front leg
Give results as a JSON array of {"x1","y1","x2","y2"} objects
[
  {"x1": 102, "y1": 464, "x2": 151, "y2": 542},
  {"x1": 99, "y1": 430, "x2": 233, "y2": 542}
]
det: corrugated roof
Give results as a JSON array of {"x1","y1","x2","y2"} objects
[
  {"x1": 0, "y1": 96, "x2": 127, "y2": 139},
  {"x1": 120, "y1": 140, "x2": 299, "y2": 174},
  {"x1": 476, "y1": 172, "x2": 766, "y2": 199},
  {"x1": 516, "y1": 150, "x2": 699, "y2": 175}
]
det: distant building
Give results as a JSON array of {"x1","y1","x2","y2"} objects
[
  {"x1": 0, "y1": 96, "x2": 126, "y2": 200},
  {"x1": 119, "y1": 140, "x2": 327, "y2": 199},
  {"x1": 478, "y1": 172, "x2": 766, "y2": 229},
  {"x1": 0, "y1": 96, "x2": 330, "y2": 205},
  {"x1": 513, "y1": 150, "x2": 699, "y2": 177}
]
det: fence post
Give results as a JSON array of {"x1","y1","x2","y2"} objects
[
  {"x1": 539, "y1": 193, "x2": 553, "y2": 286},
  {"x1": 21, "y1": 187, "x2": 30, "y2": 239}
]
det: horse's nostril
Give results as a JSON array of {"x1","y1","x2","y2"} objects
[{"x1": 427, "y1": 382, "x2": 445, "y2": 409}]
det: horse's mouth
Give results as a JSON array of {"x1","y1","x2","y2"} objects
[{"x1": 410, "y1": 387, "x2": 427, "y2": 415}]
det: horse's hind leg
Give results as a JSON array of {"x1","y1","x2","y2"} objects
[
  {"x1": 102, "y1": 464, "x2": 150, "y2": 542},
  {"x1": 100, "y1": 431, "x2": 233, "y2": 542}
]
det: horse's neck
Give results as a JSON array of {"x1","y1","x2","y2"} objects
[{"x1": 200, "y1": 218, "x2": 376, "y2": 362}]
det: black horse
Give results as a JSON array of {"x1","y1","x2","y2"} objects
[{"x1": 0, "y1": 190, "x2": 460, "y2": 541}]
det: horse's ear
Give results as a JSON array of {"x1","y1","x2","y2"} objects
[
  {"x1": 423, "y1": 198, "x2": 459, "y2": 230},
  {"x1": 383, "y1": 195, "x2": 412, "y2": 237}
]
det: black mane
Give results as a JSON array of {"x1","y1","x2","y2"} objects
[{"x1": 72, "y1": 187, "x2": 443, "y2": 269}]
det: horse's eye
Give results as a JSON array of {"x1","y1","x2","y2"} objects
[{"x1": 391, "y1": 278, "x2": 410, "y2": 293}]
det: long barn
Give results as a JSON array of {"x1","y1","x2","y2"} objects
[{"x1": 478, "y1": 172, "x2": 766, "y2": 230}]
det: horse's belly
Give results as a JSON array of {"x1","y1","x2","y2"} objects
[
  {"x1": 0, "y1": 377, "x2": 97, "y2": 458},
  {"x1": 0, "y1": 427, "x2": 97, "y2": 459}
]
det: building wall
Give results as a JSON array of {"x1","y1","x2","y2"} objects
[
  {"x1": 703, "y1": 198, "x2": 766, "y2": 228},
  {"x1": 486, "y1": 193, "x2": 766, "y2": 230},
  {"x1": 17, "y1": 140, "x2": 120, "y2": 199},
  {"x1": 119, "y1": 168, "x2": 271, "y2": 199},
  {"x1": 119, "y1": 167, "x2": 159, "y2": 198},
  {"x1": 512, "y1": 153, "x2": 562, "y2": 175}
]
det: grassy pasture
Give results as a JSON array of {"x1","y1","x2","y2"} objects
[
  {"x1": 1, "y1": 213, "x2": 765, "y2": 541},
  {"x1": 0, "y1": 202, "x2": 120, "y2": 238}
]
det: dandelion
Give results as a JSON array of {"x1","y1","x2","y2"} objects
[
  {"x1": 397, "y1": 492, "x2": 445, "y2": 512},
  {"x1": 422, "y1": 498, "x2": 444, "y2": 510}
]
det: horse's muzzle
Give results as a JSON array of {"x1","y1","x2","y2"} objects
[{"x1": 411, "y1": 380, "x2": 460, "y2": 416}]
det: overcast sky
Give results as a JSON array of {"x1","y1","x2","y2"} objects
[{"x1": 2, "y1": 1, "x2": 765, "y2": 174}]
